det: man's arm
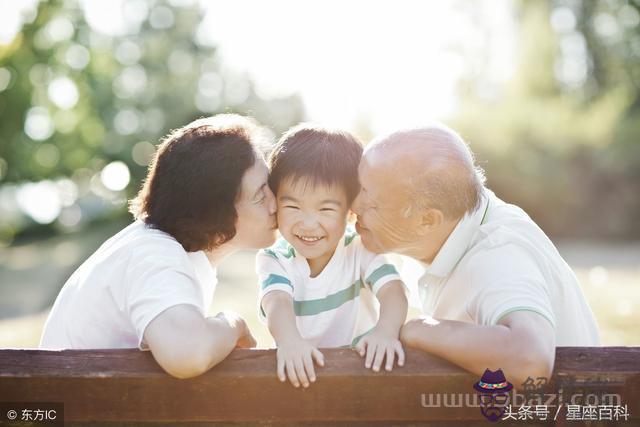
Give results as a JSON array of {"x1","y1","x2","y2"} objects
[
  {"x1": 144, "y1": 305, "x2": 255, "y2": 379},
  {"x1": 400, "y1": 310, "x2": 555, "y2": 388}
]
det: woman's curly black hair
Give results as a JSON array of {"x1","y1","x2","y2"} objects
[{"x1": 129, "y1": 114, "x2": 260, "y2": 252}]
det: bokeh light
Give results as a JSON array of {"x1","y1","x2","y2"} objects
[
  {"x1": 24, "y1": 107, "x2": 55, "y2": 141},
  {"x1": 15, "y1": 181, "x2": 62, "y2": 224},
  {"x1": 48, "y1": 77, "x2": 79, "y2": 110},
  {"x1": 100, "y1": 161, "x2": 131, "y2": 192}
]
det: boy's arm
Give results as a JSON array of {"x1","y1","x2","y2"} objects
[
  {"x1": 377, "y1": 280, "x2": 409, "y2": 334},
  {"x1": 144, "y1": 305, "x2": 255, "y2": 379},
  {"x1": 355, "y1": 280, "x2": 408, "y2": 371},
  {"x1": 400, "y1": 310, "x2": 555, "y2": 388},
  {"x1": 262, "y1": 291, "x2": 325, "y2": 388}
]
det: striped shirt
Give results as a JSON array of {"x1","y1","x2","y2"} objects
[{"x1": 256, "y1": 228, "x2": 402, "y2": 348}]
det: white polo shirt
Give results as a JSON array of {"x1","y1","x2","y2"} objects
[
  {"x1": 414, "y1": 189, "x2": 600, "y2": 346},
  {"x1": 40, "y1": 221, "x2": 217, "y2": 350}
]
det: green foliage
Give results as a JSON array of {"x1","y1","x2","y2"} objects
[
  {"x1": 453, "y1": 0, "x2": 640, "y2": 238},
  {"x1": 0, "y1": 0, "x2": 303, "y2": 183},
  {"x1": 0, "y1": 0, "x2": 303, "y2": 241}
]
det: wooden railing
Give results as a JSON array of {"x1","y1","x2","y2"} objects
[{"x1": 0, "y1": 347, "x2": 638, "y2": 425}]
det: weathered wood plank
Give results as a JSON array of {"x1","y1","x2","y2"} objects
[{"x1": 0, "y1": 347, "x2": 638, "y2": 423}]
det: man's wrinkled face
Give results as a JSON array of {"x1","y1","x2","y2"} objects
[{"x1": 352, "y1": 153, "x2": 419, "y2": 254}]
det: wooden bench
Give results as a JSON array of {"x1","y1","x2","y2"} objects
[{"x1": 1, "y1": 347, "x2": 638, "y2": 425}]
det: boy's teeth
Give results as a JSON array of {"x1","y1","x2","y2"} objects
[{"x1": 299, "y1": 236, "x2": 321, "y2": 242}]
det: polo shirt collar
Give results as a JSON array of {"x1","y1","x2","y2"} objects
[{"x1": 424, "y1": 191, "x2": 490, "y2": 278}]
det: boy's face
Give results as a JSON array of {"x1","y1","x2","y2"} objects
[{"x1": 276, "y1": 177, "x2": 349, "y2": 268}]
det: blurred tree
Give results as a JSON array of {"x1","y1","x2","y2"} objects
[
  {"x1": 453, "y1": 0, "x2": 640, "y2": 239},
  {"x1": 0, "y1": 0, "x2": 304, "y2": 239},
  {"x1": 0, "y1": 0, "x2": 304, "y2": 183}
]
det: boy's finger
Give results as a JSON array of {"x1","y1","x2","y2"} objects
[
  {"x1": 364, "y1": 342, "x2": 377, "y2": 369},
  {"x1": 395, "y1": 341, "x2": 405, "y2": 367},
  {"x1": 294, "y1": 358, "x2": 310, "y2": 388},
  {"x1": 303, "y1": 354, "x2": 317, "y2": 383},
  {"x1": 277, "y1": 356, "x2": 286, "y2": 382},
  {"x1": 312, "y1": 348, "x2": 325, "y2": 367},
  {"x1": 385, "y1": 347, "x2": 395, "y2": 371},
  {"x1": 372, "y1": 345, "x2": 386, "y2": 372},
  {"x1": 285, "y1": 360, "x2": 300, "y2": 388}
]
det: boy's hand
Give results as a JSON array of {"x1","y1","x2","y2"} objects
[
  {"x1": 354, "y1": 325, "x2": 405, "y2": 372},
  {"x1": 276, "y1": 338, "x2": 325, "y2": 388}
]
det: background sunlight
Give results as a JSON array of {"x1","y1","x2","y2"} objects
[{"x1": 1, "y1": 0, "x2": 638, "y2": 348}]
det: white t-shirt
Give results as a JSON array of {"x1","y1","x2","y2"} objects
[
  {"x1": 405, "y1": 189, "x2": 600, "y2": 346},
  {"x1": 40, "y1": 221, "x2": 217, "y2": 350},
  {"x1": 256, "y1": 228, "x2": 403, "y2": 348}
]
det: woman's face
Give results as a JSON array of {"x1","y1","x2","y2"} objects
[{"x1": 231, "y1": 156, "x2": 278, "y2": 249}]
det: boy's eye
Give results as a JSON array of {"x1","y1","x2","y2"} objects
[
  {"x1": 284, "y1": 205, "x2": 299, "y2": 209},
  {"x1": 320, "y1": 208, "x2": 336, "y2": 212}
]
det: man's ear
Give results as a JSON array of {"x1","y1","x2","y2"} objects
[{"x1": 417, "y1": 208, "x2": 444, "y2": 234}]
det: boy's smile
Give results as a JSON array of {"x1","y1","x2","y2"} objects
[
  {"x1": 276, "y1": 177, "x2": 350, "y2": 277},
  {"x1": 295, "y1": 234, "x2": 325, "y2": 244}
]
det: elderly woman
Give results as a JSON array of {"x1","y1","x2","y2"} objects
[{"x1": 40, "y1": 114, "x2": 277, "y2": 378}]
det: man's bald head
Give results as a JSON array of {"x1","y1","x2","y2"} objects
[{"x1": 365, "y1": 124, "x2": 486, "y2": 220}]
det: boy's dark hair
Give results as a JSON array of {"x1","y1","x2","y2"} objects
[
  {"x1": 129, "y1": 114, "x2": 260, "y2": 252},
  {"x1": 268, "y1": 124, "x2": 363, "y2": 204}
]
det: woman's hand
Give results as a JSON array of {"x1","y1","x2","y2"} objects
[{"x1": 213, "y1": 311, "x2": 257, "y2": 348}]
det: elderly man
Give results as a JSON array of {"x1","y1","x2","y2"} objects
[{"x1": 352, "y1": 124, "x2": 599, "y2": 387}]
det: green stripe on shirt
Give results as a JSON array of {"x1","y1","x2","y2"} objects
[
  {"x1": 261, "y1": 249, "x2": 279, "y2": 260},
  {"x1": 344, "y1": 231, "x2": 357, "y2": 246},
  {"x1": 294, "y1": 280, "x2": 363, "y2": 316},
  {"x1": 365, "y1": 264, "x2": 398, "y2": 289},
  {"x1": 261, "y1": 274, "x2": 293, "y2": 290}
]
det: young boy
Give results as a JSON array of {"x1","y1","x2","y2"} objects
[{"x1": 256, "y1": 124, "x2": 408, "y2": 388}]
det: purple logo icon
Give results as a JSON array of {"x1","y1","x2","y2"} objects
[{"x1": 473, "y1": 369, "x2": 513, "y2": 422}]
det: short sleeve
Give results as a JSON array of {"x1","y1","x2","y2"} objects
[
  {"x1": 255, "y1": 249, "x2": 294, "y2": 319},
  {"x1": 466, "y1": 244, "x2": 556, "y2": 328},
  {"x1": 125, "y1": 244, "x2": 205, "y2": 350},
  {"x1": 359, "y1": 244, "x2": 403, "y2": 295}
]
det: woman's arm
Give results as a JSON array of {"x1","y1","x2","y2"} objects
[{"x1": 144, "y1": 305, "x2": 255, "y2": 379}]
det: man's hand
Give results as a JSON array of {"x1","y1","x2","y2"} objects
[
  {"x1": 355, "y1": 325, "x2": 405, "y2": 372},
  {"x1": 276, "y1": 337, "x2": 324, "y2": 388},
  {"x1": 399, "y1": 311, "x2": 555, "y2": 388},
  {"x1": 400, "y1": 315, "x2": 439, "y2": 348}
]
